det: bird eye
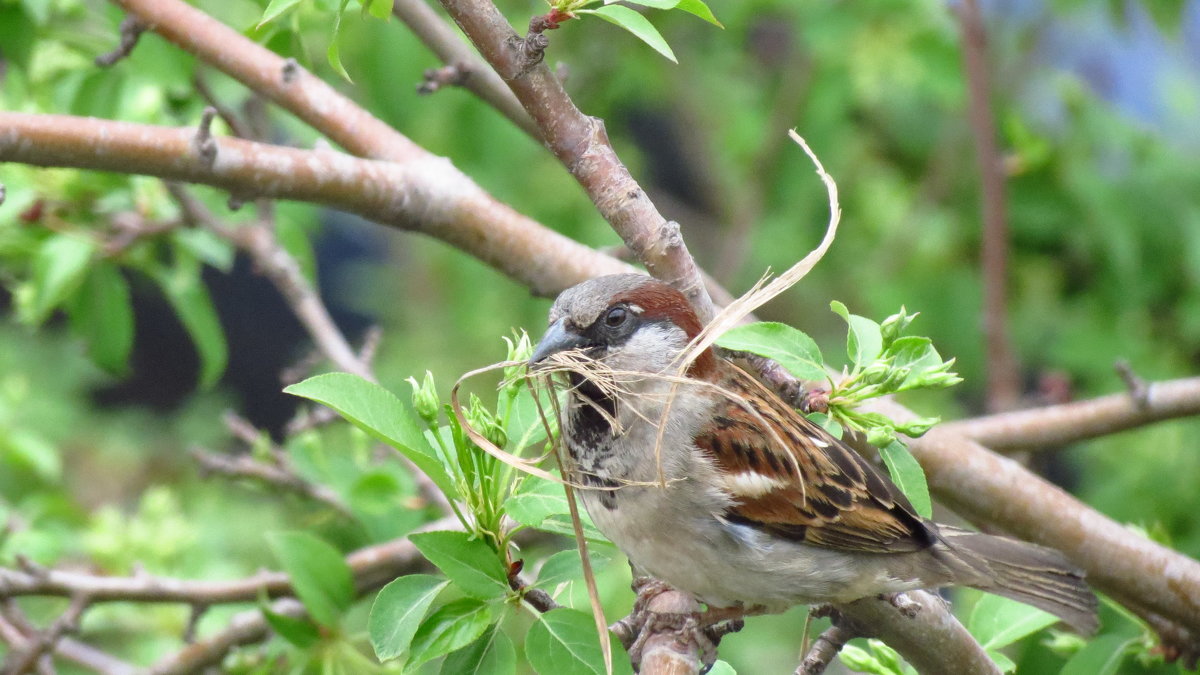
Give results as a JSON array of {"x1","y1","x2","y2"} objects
[{"x1": 604, "y1": 306, "x2": 628, "y2": 328}]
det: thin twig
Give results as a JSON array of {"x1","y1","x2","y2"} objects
[
  {"x1": 1114, "y1": 360, "x2": 1151, "y2": 409},
  {"x1": 95, "y1": 15, "x2": 146, "y2": 67},
  {"x1": 796, "y1": 623, "x2": 860, "y2": 675},
  {"x1": 191, "y1": 448, "x2": 354, "y2": 518},
  {"x1": 391, "y1": 0, "x2": 539, "y2": 138},
  {"x1": 436, "y1": 0, "x2": 715, "y2": 320},
  {"x1": 193, "y1": 73, "x2": 257, "y2": 140},
  {"x1": 417, "y1": 62, "x2": 472, "y2": 94},
  {"x1": 958, "y1": 0, "x2": 1020, "y2": 412}
]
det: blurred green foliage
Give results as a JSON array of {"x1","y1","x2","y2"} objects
[{"x1": 0, "y1": 0, "x2": 1197, "y2": 671}]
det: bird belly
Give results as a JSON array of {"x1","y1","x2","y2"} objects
[{"x1": 579, "y1": 483, "x2": 921, "y2": 608}]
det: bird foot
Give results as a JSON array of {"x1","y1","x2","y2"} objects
[{"x1": 613, "y1": 581, "x2": 750, "y2": 672}]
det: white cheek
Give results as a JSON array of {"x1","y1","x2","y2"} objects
[{"x1": 608, "y1": 323, "x2": 690, "y2": 373}]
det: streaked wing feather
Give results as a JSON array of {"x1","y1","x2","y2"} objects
[{"x1": 697, "y1": 363, "x2": 934, "y2": 554}]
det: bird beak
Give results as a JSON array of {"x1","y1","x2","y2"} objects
[{"x1": 529, "y1": 318, "x2": 587, "y2": 365}]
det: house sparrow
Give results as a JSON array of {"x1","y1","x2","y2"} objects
[{"x1": 530, "y1": 274, "x2": 1098, "y2": 634}]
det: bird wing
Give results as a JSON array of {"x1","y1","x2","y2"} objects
[{"x1": 693, "y1": 362, "x2": 935, "y2": 554}]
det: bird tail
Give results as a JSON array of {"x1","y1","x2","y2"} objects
[{"x1": 935, "y1": 526, "x2": 1099, "y2": 635}]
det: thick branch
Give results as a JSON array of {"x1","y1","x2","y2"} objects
[
  {"x1": 437, "y1": 0, "x2": 714, "y2": 320},
  {"x1": 838, "y1": 592, "x2": 999, "y2": 675},
  {"x1": 0, "y1": 112, "x2": 629, "y2": 296},
  {"x1": 109, "y1": 0, "x2": 633, "y2": 297},
  {"x1": 391, "y1": 0, "x2": 539, "y2": 139},
  {"x1": 870, "y1": 399, "x2": 1200, "y2": 633},
  {"x1": 942, "y1": 376, "x2": 1200, "y2": 451}
]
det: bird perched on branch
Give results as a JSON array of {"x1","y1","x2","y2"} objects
[{"x1": 530, "y1": 273, "x2": 1098, "y2": 634}]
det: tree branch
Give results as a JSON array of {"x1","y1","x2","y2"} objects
[
  {"x1": 869, "y1": 398, "x2": 1200, "y2": 639},
  {"x1": 0, "y1": 111, "x2": 630, "y2": 297},
  {"x1": 436, "y1": 0, "x2": 715, "y2": 320},
  {"x1": 108, "y1": 0, "x2": 634, "y2": 297},
  {"x1": 149, "y1": 598, "x2": 304, "y2": 675},
  {"x1": 0, "y1": 517, "x2": 455, "y2": 605},
  {"x1": 941, "y1": 375, "x2": 1200, "y2": 451},
  {"x1": 958, "y1": 0, "x2": 1020, "y2": 412},
  {"x1": 190, "y1": 448, "x2": 354, "y2": 518}
]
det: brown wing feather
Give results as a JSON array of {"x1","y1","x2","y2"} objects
[{"x1": 695, "y1": 362, "x2": 934, "y2": 554}]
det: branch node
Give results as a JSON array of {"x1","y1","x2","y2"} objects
[
  {"x1": 194, "y1": 107, "x2": 219, "y2": 166},
  {"x1": 512, "y1": 9, "x2": 571, "y2": 72},
  {"x1": 880, "y1": 591, "x2": 921, "y2": 618},
  {"x1": 227, "y1": 195, "x2": 246, "y2": 211},
  {"x1": 95, "y1": 15, "x2": 147, "y2": 67},
  {"x1": 183, "y1": 603, "x2": 208, "y2": 643},
  {"x1": 417, "y1": 62, "x2": 472, "y2": 95},
  {"x1": 15, "y1": 555, "x2": 46, "y2": 580},
  {"x1": 1114, "y1": 360, "x2": 1151, "y2": 409},
  {"x1": 281, "y1": 58, "x2": 300, "y2": 84}
]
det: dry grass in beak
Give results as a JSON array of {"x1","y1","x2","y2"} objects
[{"x1": 672, "y1": 130, "x2": 841, "y2": 378}]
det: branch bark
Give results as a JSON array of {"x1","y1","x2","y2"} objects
[
  {"x1": 436, "y1": 0, "x2": 715, "y2": 321},
  {"x1": 108, "y1": 0, "x2": 633, "y2": 297},
  {"x1": 0, "y1": 111, "x2": 630, "y2": 297},
  {"x1": 870, "y1": 398, "x2": 1200, "y2": 636},
  {"x1": 839, "y1": 591, "x2": 1000, "y2": 675},
  {"x1": 0, "y1": 518, "x2": 454, "y2": 605},
  {"x1": 942, "y1": 375, "x2": 1200, "y2": 451},
  {"x1": 958, "y1": 0, "x2": 1020, "y2": 412}
]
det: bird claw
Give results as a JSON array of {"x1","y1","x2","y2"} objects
[{"x1": 615, "y1": 580, "x2": 747, "y2": 671}]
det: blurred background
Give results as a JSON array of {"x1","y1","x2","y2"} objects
[{"x1": 1, "y1": 0, "x2": 1198, "y2": 671}]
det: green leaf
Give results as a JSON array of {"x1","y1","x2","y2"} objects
[
  {"x1": 440, "y1": 625, "x2": 516, "y2": 675},
  {"x1": 673, "y1": 0, "x2": 722, "y2": 26},
  {"x1": 878, "y1": 441, "x2": 931, "y2": 518},
  {"x1": 172, "y1": 229, "x2": 235, "y2": 273},
  {"x1": 534, "y1": 546, "x2": 616, "y2": 589},
  {"x1": 409, "y1": 531, "x2": 509, "y2": 601},
  {"x1": 503, "y1": 386, "x2": 552, "y2": 453},
  {"x1": 258, "y1": 0, "x2": 304, "y2": 27},
  {"x1": 262, "y1": 605, "x2": 321, "y2": 648},
  {"x1": 968, "y1": 593, "x2": 1058, "y2": 650},
  {"x1": 349, "y1": 472, "x2": 423, "y2": 541},
  {"x1": 806, "y1": 412, "x2": 843, "y2": 439},
  {"x1": 67, "y1": 263, "x2": 134, "y2": 375},
  {"x1": 987, "y1": 649, "x2": 1016, "y2": 674},
  {"x1": 830, "y1": 300, "x2": 883, "y2": 368},
  {"x1": 717, "y1": 322, "x2": 828, "y2": 382},
  {"x1": 151, "y1": 263, "x2": 228, "y2": 388},
  {"x1": 615, "y1": 0, "x2": 678, "y2": 8},
  {"x1": 26, "y1": 234, "x2": 96, "y2": 325},
  {"x1": 576, "y1": 5, "x2": 677, "y2": 63},
  {"x1": 284, "y1": 373, "x2": 458, "y2": 500},
  {"x1": 327, "y1": 0, "x2": 354, "y2": 82},
  {"x1": 506, "y1": 488, "x2": 570, "y2": 528},
  {"x1": 363, "y1": 0, "x2": 393, "y2": 20},
  {"x1": 1059, "y1": 634, "x2": 1135, "y2": 675},
  {"x1": 267, "y1": 531, "x2": 355, "y2": 628},
  {"x1": 1, "y1": 430, "x2": 61, "y2": 482},
  {"x1": 369, "y1": 575, "x2": 449, "y2": 661},
  {"x1": 837, "y1": 643, "x2": 896, "y2": 675},
  {"x1": 526, "y1": 608, "x2": 631, "y2": 675},
  {"x1": 408, "y1": 599, "x2": 497, "y2": 668}
]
